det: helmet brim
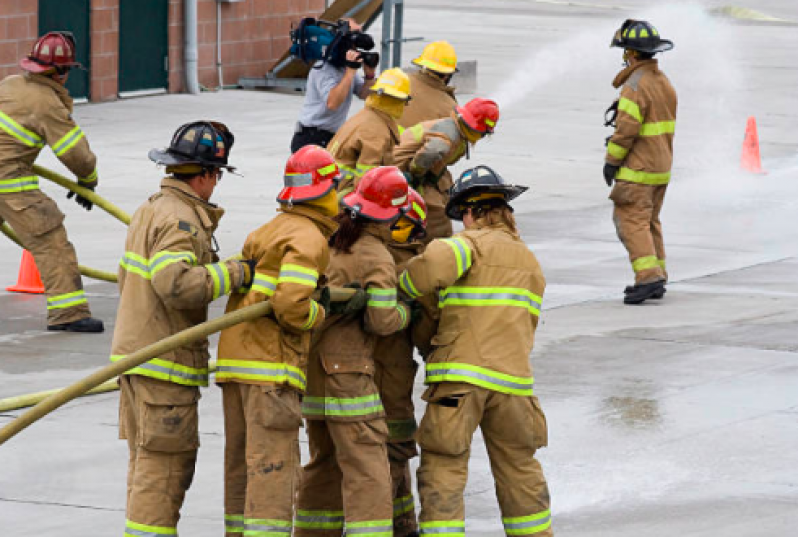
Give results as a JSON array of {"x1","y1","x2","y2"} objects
[
  {"x1": 616, "y1": 39, "x2": 674, "y2": 54},
  {"x1": 412, "y1": 57, "x2": 457, "y2": 75},
  {"x1": 148, "y1": 148, "x2": 236, "y2": 172},
  {"x1": 445, "y1": 184, "x2": 528, "y2": 220},
  {"x1": 371, "y1": 86, "x2": 411, "y2": 101},
  {"x1": 276, "y1": 180, "x2": 336, "y2": 204},
  {"x1": 20, "y1": 57, "x2": 83, "y2": 73},
  {"x1": 342, "y1": 193, "x2": 404, "y2": 223}
]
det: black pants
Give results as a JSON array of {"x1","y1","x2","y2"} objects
[{"x1": 290, "y1": 126, "x2": 335, "y2": 153}]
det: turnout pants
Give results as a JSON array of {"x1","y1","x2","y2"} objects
[
  {"x1": 610, "y1": 181, "x2": 668, "y2": 285},
  {"x1": 0, "y1": 190, "x2": 90, "y2": 325},
  {"x1": 119, "y1": 375, "x2": 200, "y2": 536},
  {"x1": 221, "y1": 382, "x2": 302, "y2": 536},
  {"x1": 416, "y1": 382, "x2": 552, "y2": 537},
  {"x1": 374, "y1": 334, "x2": 420, "y2": 536}
]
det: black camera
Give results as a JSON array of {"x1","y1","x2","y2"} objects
[{"x1": 359, "y1": 51, "x2": 380, "y2": 69}]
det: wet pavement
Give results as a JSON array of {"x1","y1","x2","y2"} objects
[{"x1": 1, "y1": 0, "x2": 798, "y2": 535}]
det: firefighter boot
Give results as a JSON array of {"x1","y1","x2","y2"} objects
[
  {"x1": 624, "y1": 281, "x2": 665, "y2": 304},
  {"x1": 48, "y1": 316, "x2": 104, "y2": 332},
  {"x1": 624, "y1": 284, "x2": 665, "y2": 299}
]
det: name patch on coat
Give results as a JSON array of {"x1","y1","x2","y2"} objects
[{"x1": 178, "y1": 220, "x2": 199, "y2": 237}]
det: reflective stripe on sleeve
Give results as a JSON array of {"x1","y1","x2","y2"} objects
[
  {"x1": 124, "y1": 519, "x2": 178, "y2": 536},
  {"x1": 278, "y1": 263, "x2": 319, "y2": 288},
  {"x1": 606, "y1": 141, "x2": 629, "y2": 160},
  {"x1": 0, "y1": 110, "x2": 44, "y2": 148},
  {"x1": 294, "y1": 509, "x2": 345, "y2": 530},
  {"x1": 52, "y1": 125, "x2": 85, "y2": 156},
  {"x1": 302, "y1": 393, "x2": 384, "y2": 418},
  {"x1": 215, "y1": 359, "x2": 307, "y2": 391},
  {"x1": 251, "y1": 273, "x2": 278, "y2": 296},
  {"x1": 46, "y1": 290, "x2": 88, "y2": 310},
  {"x1": 399, "y1": 270, "x2": 421, "y2": 299},
  {"x1": 366, "y1": 287, "x2": 398, "y2": 308},
  {"x1": 111, "y1": 355, "x2": 209, "y2": 387},
  {"x1": 79, "y1": 169, "x2": 98, "y2": 185},
  {"x1": 616, "y1": 167, "x2": 670, "y2": 185},
  {"x1": 618, "y1": 97, "x2": 642, "y2": 123},
  {"x1": 639, "y1": 120, "x2": 675, "y2": 137},
  {"x1": 502, "y1": 510, "x2": 552, "y2": 535},
  {"x1": 0, "y1": 176, "x2": 39, "y2": 193},
  {"x1": 355, "y1": 163, "x2": 377, "y2": 176},
  {"x1": 119, "y1": 251, "x2": 198, "y2": 280},
  {"x1": 301, "y1": 300, "x2": 320, "y2": 331},
  {"x1": 419, "y1": 520, "x2": 466, "y2": 536},
  {"x1": 409, "y1": 123, "x2": 425, "y2": 143},
  {"x1": 439, "y1": 286, "x2": 542, "y2": 317},
  {"x1": 396, "y1": 302, "x2": 409, "y2": 329},
  {"x1": 206, "y1": 261, "x2": 231, "y2": 299},
  {"x1": 440, "y1": 237, "x2": 472, "y2": 279},
  {"x1": 425, "y1": 362, "x2": 533, "y2": 396}
]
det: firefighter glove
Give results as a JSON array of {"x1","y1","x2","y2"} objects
[
  {"x1": 407, "y1": 299, "x2": 423, "y2": 325},
  {"x1": 67, "y1": 187, "x2": 94, "y2": 211},
  {"x1": 603, "y1": 163, "x2": 619, "y2": 187},
  {"x1": 238, "y1": 259, "x2": 257, "y2": 290}
]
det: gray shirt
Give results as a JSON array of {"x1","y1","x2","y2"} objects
[{"x1": 297, "y1": 62, "x2": 364, "y2": 133}]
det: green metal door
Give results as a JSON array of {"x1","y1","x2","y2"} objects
[
  {"x1": 38, "y1": 0, "x2": 91, "y2": 99},
  {"x1": 118, "y1": 0, "x2": 169, "y2": 94}
]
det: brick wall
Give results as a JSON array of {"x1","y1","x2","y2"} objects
[
  {"x1": 0, "y1": 1, "x2": 38, "y2": 81},
  {"x1": 90, "y1": 0, "x2": 119, "y2": 101},
  {"x1": 169, "y1": 0, "x2": 326, "y2": 92}
]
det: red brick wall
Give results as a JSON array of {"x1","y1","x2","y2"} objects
[
  {"x1": 169, "y1": 0, "x2": 326, "y2": 92},
  {"x1": 90, "y1": 0, "x2": 119, "y2": 101},
  {"x1": 0, "y1": 1, "x2": 38, "y2": 81}
]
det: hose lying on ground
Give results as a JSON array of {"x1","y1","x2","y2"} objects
[
  {"x1": 34, "y1": 165, "x2": 132, "y2": 225},
  {"x1": 1, "y1": 222, "x2": 118, "y2": 283},
  {"x1": 0, "y1": 288, "x2": 354, "y2": 445}
]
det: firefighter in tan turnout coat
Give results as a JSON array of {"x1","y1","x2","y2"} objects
[
  {"x1": 215, "y1": 145, "x2": 340, "y2": 536},
  {"x1": 603, "y1": 19, "x2": 678, "y2": 305},
  {"x1": 398, "y1": 41, "x2": 459, "y2": 130},
  {"x1": 0, "y1": 32, "x2": 102, "y2": 331},
  {"x1": 400, "y1": 166, "x2": 553, "y2": 537},
  {"x1": 295, "y1": 166, "x2": 412, "y2": 537},
  {"x1": 113, "y1": 122, "x2": 254, "y2": 536}
]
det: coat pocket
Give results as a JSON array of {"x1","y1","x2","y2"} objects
[
  {"x1": 4, "y1": 194, "x2": 65, "y2": 237},
  {"x1": 139, "y1": 400, "x2": 199, "y2": 453}
]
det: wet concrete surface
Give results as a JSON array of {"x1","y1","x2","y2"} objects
[{"x1": 2, "y1": 0, "x2": 798, "y2": 535}]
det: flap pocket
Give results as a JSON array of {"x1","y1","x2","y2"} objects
[
  {"x1": 4, "y1": 194, "x2": 64, "y2": 237},
  {"x1": 139, "y1": 401, "x2": 199, "y2": 453},
  {"x1": 321, "y1": 350, "x2": 374, "y2": 376}
]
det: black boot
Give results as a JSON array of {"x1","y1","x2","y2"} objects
[
  {"x1": 624, "y1": 281, "x2": 665, "y2": 305},
  {"x1": 624, "y1": 284, "x2": 666, "y2": 299},
  {"x1": 48, "y1": 317, "x2": 105, "y2": 333}
]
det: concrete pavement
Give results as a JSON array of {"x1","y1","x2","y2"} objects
[{"x1": 1, "y1": 0, "x2": 797, "y2": 535}]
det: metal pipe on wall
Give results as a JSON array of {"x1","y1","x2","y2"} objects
[
  {"x1": 217, "y1": 0, "x2": 224, "y2": 90},
  {"x1": 184, "y1": 0, "x2": 200, "y2": 94}
]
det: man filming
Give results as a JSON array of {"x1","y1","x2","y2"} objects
[{"x1": 291, "y1": 20, "x2": 377, "y2": 153}]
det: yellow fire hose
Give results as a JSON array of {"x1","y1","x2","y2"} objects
[
  {"x1": 34, "y1": 165, "x2": 132, "y2": 225},
  {"x1": 0, "y1": 288, "x2": 353, "y2": 446}
]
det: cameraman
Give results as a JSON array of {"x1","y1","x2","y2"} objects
[{"x1": 291, "y1": 20, "x2": 376, "y2": 153}]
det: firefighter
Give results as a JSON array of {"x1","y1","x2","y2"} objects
[
  {"x1": 603, "y1": 19, "x2": 677, "y2": 304},
  {"x1": 295, "y1": 166, "x2": 412, "y2": 537},
  {"x1": 373, "y1": 188, "x2": 434, "y2": 537},
  {"x1": 399, "y1": 166, "x2": 553, "y2": 537},
  {"x1": 394, "y1": 97, "x2": 499, "y2": 242},
  {"x1": 330, "y1": 68, "x2": 411, "y2": 196},
  {"x1": 113, "y1": 121, "x2": 254, "y2": 536},
  {"x1": 215, "y1": 145, "x2": 340, "y2": 536},
  {"x1": 399, "y1": 41, "x2": 459, "y2": 129},
  {"x1": 0, "y1": 32, "x2": 102, "y2": 332}
]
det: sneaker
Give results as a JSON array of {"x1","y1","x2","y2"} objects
[
  {"x1": 48, "y1": 317, "x2": 105, "y2": 333},
  {"x1": 623, "y1": 281, "x2": 665, "y2": 305}
]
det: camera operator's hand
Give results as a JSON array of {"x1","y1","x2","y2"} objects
[{"x1": 345, "y1": 49, "x2": 362, "y2": 70}]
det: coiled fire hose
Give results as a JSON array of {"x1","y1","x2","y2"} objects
[{"x1": 0, "y1": 288, "x2": 354, "y2": 446}]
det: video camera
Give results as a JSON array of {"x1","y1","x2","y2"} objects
[{"x1": 290, "y1": 18, "x2": 380, "y2": 69}]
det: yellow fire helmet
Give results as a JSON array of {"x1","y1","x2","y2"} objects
[
  {"x1": 370, "y1": 68, "x2": 412, "y2": 101},
  {"x1": 412, "y1": 41, "x2": 458, "y2": 75}
]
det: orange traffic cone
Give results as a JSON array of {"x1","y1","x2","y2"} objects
[
  {"x1": 6, "y1": 250, "x2": 45, "y2": 294},
  {"x1": 741, "y1": 116, "x2": 766, "y2": 174}
]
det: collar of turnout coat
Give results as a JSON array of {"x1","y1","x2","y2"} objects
[
  {"x1": 363, "y1": 106, "x2": 402, "y2": 144},
  {"x1": 277, "y1": 203, "x2": 340, "y2": 238},
  {"x1": 417, "y1": 68, "x2": 456, "y2": 98},
  {"x1": 160, "y1": 176, "x2": 225, "y2": 230},
  {"x1": 470, "y1": 220, "x2": 519, "y2": 239},
  {"x1": 361, "y1": 221, "x2": 393, "y2": 244},
  {"x1": 612, "y1": 59, "x2": 659, "y2": 89},
  {"x1": 24, "y1": 72, "x2": 73, "y2": 112}
]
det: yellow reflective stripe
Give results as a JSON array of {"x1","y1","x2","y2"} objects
[
  {"x1": 441, "y1": 237, "x2": 472, "y2": 279},
  {"x1": 355, "y1": 163, "x2": 377, "y2": 175},
  {"x1": 419, "y1": 521, "x2": 465, "y2": 537},
  {"x1": 399, "y1": 270, "x2": 421, "y2": 299},
  {"x1": 658, "y1": 258, "x2": 666, "y2": 269},
  {"x1": 503, "y1": 509, "x2": 552, "y2": 535},
  {"x1": 393, "y1": 494, "x2": 415, "y2": 516},
  {"x1": 251, "y1": 273, "x2": 278, "y2": 296},
  {"x1": 112, "y1": 355, "x2": 209, "y2": 387},
  {"x1": 0, "y1": 176, "x2": 39, "y2": 193},
  {"x1": 302, "y1": 300, "x2": 320, "y2": 330},
  {"x1": 125, "y1": 519, "x2": 178, "y2": 536},
  {"x1": 616, "y1": 167, "x2": 671, "y2": 185},
  {"x1": 294, "y1": 510, "x2": 345, "y2": 530},
  {"x1": 225, "y1": 514, "x2": 245, "y2": 533},
  {"x1": 206, "y1": 262, "x2": 231, "y2": 299},
  {"x1": 618, "y1": 97, "x2": 642, "y2": 123},
  {"x1": 52, "y1": 125, "x2": 85, "y2": 156},
  {"x1": 302, "y1": 393, "x2": 384, "y2": 417},
  {"x1": 425, "y1": 362, "x2": 534, "y2": 396},
  {"x1": 412, "y1": 201, "x2": 426, "y2": 220},
  {"x1": 215, "y1": 359, "x2": 307, "y2": 390},
  {"x1": 46, "y1": 290, "x2": 87, "y2": 310},
  {"x1": 0, "y1": 110, "x2": 44, "y2": 147},
  {"x1": 485, "y1": 118, "x2": 496, "y2": 127},
  {"x1": 409, "y1": 123, "x2": 425, "y2": 143},
  {"x1": 639, "y1": 120, "x2": 675, "y2": 136},
  {"x1": 79, "y1": 169, "x2": 98, "y2": 185},
  {"x1": 632, "y1": 255, "x2": 660, "y2": 272},
  {"x1": 396, "y1": 302, "x2": 409, "y2": 329},
  {"x1": 439, "y1": 286, "x2": 542, "y2": 316},
  {"x1": 607, "y1": 141, "x2": 629, "y2": 160},
  {"x1": 345, "y1": 520, "x2": 393, "y2": 536},
  {"x1": 150, "y1": 251, "x2": 197, "y2": 276},
  {"x1": 278, "y1": 263, "x2": 319, "y2": 288},
  {"x1": 367, "y1": 287, "x2": 398, "y2": 308}
]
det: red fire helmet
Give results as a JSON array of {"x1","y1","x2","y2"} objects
[
  {"x1": 277, "y1": 145, "x2": 341, "y2": 204},
  {"x1": 456, "y1": 97, "x2": 500, "y2": 135},
  {"x1": 20, "y1": 32, "x2": 81, "y2": 74},
  {"x1": 342, "y1": 166, "x2": 410, "y2": 222}
]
